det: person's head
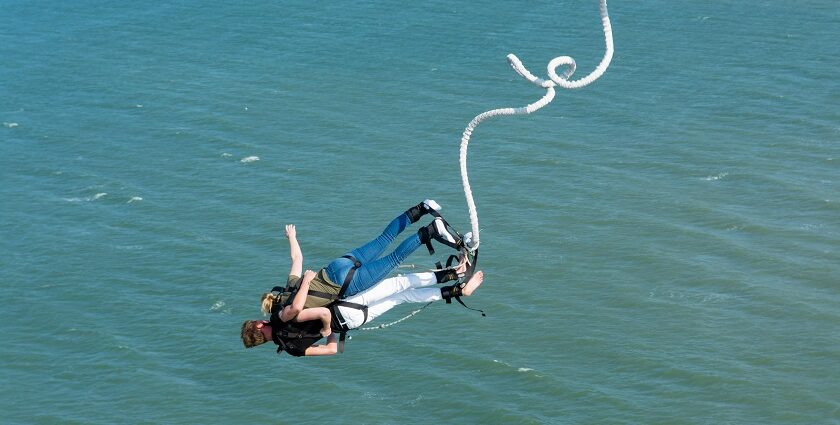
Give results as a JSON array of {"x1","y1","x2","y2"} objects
[
  {"x1": 240, "y1": 320, "x2": 270, "y2": 348},
  {"x1": 260, "y1": 292, "x2": 277, "y2": 316}
]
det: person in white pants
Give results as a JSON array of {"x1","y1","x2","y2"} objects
[
  {"x1": 241, "y1": 269, "x2": 484, "y2": 357},
  {"x1": 336, "y1": 270, "x2": 484, "y2": 330}
]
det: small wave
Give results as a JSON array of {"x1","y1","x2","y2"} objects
[
  {"x1": 64, "y1": 192, "x2": 107, "y2": 202},
  {"x1": 127, "y1": 196, "x2": 143, "y2": 203},
  {"x1": 3, "y1": 122, "x2": 18, "y2": 128},
  {"x1": 210, "y1": 300, "x2": 231, "y2": 314},
  {"x1": 704, "y1": 172, "x2": 728, "y2": 181},
  {"x1": 240, "y1": 156, "x2": 260, "y2": 163},
  {"x1": 221, "y1": 153, "x2": 232, "y2": 158},
  {"x1": 114, "y1": 245, "x2": 144, "y2": 250},
  {"x1": 494, "y1": 359, "x2": 539, "y2": 375},
  {"x1": 649, "y1": 290, "x2": 732, "y2": 303}
]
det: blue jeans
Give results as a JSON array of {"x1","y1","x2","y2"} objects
[{"x1": 324, "y1": 211, "x2": 421, "y2": 298}]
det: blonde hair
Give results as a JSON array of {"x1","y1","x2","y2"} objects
[
  {"x1": 240, "y1": 320, "x2": 268, "y2": 348},
  {"x1": 260, "y1": 292, "x2": 278, "y2": 316}
]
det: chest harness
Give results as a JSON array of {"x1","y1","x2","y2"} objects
[{"x1": 269, "y1": 255, "x2": 368, "y2": 354}]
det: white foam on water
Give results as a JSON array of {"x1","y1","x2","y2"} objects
[
  {"x1": 209, "y1": 301, "x2": 232, "y2": 314},
  {"x1": 495, "y1": 359, "x2": 537, "y2": 374},
  {"x1": 127, "y1": 196, "x2": 143, "y2": 203},
  {"x1": 240, "y1": 156, "x2": 259, "y2": 163},
  {"x1": 221, "y1": 153, "x2": 232, "y2": 158},
  {"x1": 114, "y1": 245, "x2": 144, "y2": 250},
  {"x1": 63, "y1": 192, "x2": 108, "y2": 202},
  {"x1": 704, "y1": 172, "x2": 728, "y2": 181},
  {"x1": 3, "y1": 122, "x2": 19, "y2": 128}
]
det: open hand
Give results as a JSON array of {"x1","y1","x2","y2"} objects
[{"x1": 285, "y1": 224, "x2": 296, "y2": 239}]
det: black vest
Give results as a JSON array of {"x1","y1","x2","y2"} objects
[{"x1": 269, "y1": 306, "x2": 324, "y2": 357}]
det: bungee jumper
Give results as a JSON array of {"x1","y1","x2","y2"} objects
[
  {"x1": 241, "y1": 270, "x2": 484, "y2": 356},
  {"x1": 240, "y1": 0, "x2": 615, "y2": 357},
  {"x1": 240, "y1": 200, "x2": 484, "y2": 356}
]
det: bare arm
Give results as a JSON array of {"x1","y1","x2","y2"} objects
[
  {"x1": 304, "y1": 334, "x2": 338, "y2": 356},
  {"x1": 280, "y1": 269, "x2": 316, "y2": 322},
  {"x1": 295, "y1": 307, "x2": 332, "y2": 337},
  {"x1": 286, "y1": 224, "x2": 303, "y2": 278}
]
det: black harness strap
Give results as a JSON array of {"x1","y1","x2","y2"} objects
[
  {"x1": 333, "y1": 301, "x2": 368, "y2": 325},
  {"x1": 336, "y1": 255, "x2": 362, "y2": 298},
  {"x1": 331, "y1": 300, "x2": 368, "y2": 353},
  {"x1": 441, "y1": 281, "x2": 486, "y2": 317},
  {"x1": 449, "y1": 294, "x2": 486, "y2": 317},
  {"x1": 278, "y1": 328, "x2": 323, "y2": 340},
  {"x1": 307, "y1": 289, "x2": 339, "y2": 300},
  {"x1": 275, "y1": 339, "x2": 287, "y2": 353},
  {"x1": 338, "y1": 332, "x2": 347, "y2": 353}
]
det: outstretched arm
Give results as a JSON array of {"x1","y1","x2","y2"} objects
[
  {"x1": 286, "y1": 224, "x2": 303, "y2": 278},
  {"x1": 295, "y1": 307, "x2": 332, "y2": 337},
  {"x1": 280, "y1": 269, "x2": 316, "y2": 322},
  {"x1": 304, "y1": 334, "x2": 338, "y2": 356}
]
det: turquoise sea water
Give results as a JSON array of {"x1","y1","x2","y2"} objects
[{"x1": 2, "y1": 1, "x2": 839, "y2": 423}]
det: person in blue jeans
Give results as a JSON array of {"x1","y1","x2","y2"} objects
[
  {"x1": 274, "y1": 200, "x2": 462, "y2": 313},
  {"x1": 324, "y1": 199, "x2": 460, "y2": 297}
]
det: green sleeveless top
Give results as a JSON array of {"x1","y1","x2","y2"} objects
[{"x1": 284, "y1": 269, "x2": 341, "y2": 309}]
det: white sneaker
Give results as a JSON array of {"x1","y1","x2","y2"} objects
[
  {"x1": 433, "y1": 218, "x2": 457, "y2": 244},
  {"x1": 423, "y1": 199, "x2": 441, "y2": 212}
]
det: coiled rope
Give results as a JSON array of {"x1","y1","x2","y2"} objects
[{"x1": 460, "y1": 0, "x2": 614, "y2": 252}]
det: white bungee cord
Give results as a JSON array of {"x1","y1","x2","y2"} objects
[
  {"x1": 460, "y1": 0, "x2": 614, "y2": 253},
  {"x1": 360, "y1": 1, "x2": 613, "y2": 332}
]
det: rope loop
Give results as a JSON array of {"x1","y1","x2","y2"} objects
[{"x1": 460, "y1": 0, "x2": 613, "y2": 248}]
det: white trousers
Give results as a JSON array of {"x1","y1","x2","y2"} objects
[{"x1": 336, "y1": 272, "x2": 442, "y2": 329}]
